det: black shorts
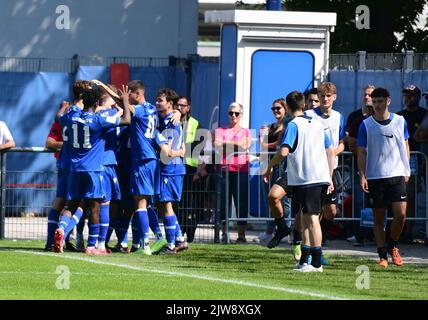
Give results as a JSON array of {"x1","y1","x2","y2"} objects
[
  {"x1": 324, "y1": 169, "x2": 342, "y2": 205},
  {"x1": 272, "y1": 175, "x2": 293, "y2": 196},
  {"x1": 290, "y1": 184, "x2": 328, "y2": 215},
  {"x1": 367, "y1": 177, "x2": 407, "y2": 208}
]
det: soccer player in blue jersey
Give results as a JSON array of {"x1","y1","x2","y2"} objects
[
  {"x1": 120, "y1": 80, "x2": 165, "y2": 255},
  {"x1": 357, "y1": 87, "x2": 410, "y2": 268},
  {"x1": 155, "y1": 88, "x2": 187, "y2": 254},
  {"x1": 53, "y1": 82, "x2": 130, "y2": 254},
  {"x1": 44, "y1": 81, "x2": 90, "y2": 252},
  {"x1": 303, "y1": 82, "x2": 345, "y2": 266},
  {"x1": 96, "y1": 86, "x2": 123, "y2": 254},
  {"x1": 264, "y1": 91, "x2": 335, "y2": 272}
]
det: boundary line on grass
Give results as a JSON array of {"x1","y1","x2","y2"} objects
[{"x1": 14, "y1": 250, "x2": 350, "y2": 300}]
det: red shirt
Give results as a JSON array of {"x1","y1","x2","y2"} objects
[{"x1": 47, "y1": 122, "x2": 63, "y2": 160}]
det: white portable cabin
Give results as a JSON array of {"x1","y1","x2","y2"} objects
[{"x1": 205, "y1": 9, "x2": 337, "y2": 129}]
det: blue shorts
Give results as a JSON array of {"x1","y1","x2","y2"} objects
[
  {"x1": 67, "y1": 171, "x2": 106, "y2": 200},
  {"x1": 130, "y1": 159, "x2": 159, "y2": 197},
  {"x1": 102, "y1": 165, "x2": 121, "y2": 202},
  {"x1": 56, "y1": 168, "x2": 69, "y2": 198},
  {"x1": 156, "y1": 175, "x2": 184, "y2": 202}
]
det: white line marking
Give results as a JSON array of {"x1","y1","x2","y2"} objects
[{"x1": 14, "y1": 250, "x2": 349, "y2": 300}]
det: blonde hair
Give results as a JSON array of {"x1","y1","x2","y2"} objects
[
  {"x1": 318, "y1": 82, "x2": 337, "y2": 95},
  {"x1": 228, "y1": 102, "x2": 243, "y2": 113}
]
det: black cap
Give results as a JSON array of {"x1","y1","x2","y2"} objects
[{"x1": 402, "y1": 84, "x2": 421, "y2": 97}]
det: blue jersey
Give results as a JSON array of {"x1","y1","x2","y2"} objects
[
  {"x1": 57, "y1": 105, "x2": 82, "y2": 170},
  {"x1": 130, "y1": 102, "x2": 159, "y2": 161},
  {"x1": 59, "y1": 111, "x2": 120, "y2": 172},
  {"x1": 158, "y1": 112, "x2": 186, "y2": 176},
  {"x1": 99, "y1": 108, "x2": 119, "y2": 166}
]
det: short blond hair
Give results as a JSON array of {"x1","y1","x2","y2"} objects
[
  {"x1": 228, "y1": 102, "x2": 243, "y2": 113},
  {"x1": 318, "y1": 82, "x2": 337, "y2": 95}
]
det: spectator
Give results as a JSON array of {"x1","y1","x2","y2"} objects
[
  {"x1": 214, "y1": 102, "x2": 252, "y2": 243},
  {"x1": 258, "y1": 98, "x2": 291, "y2": 243},
  {"x1": 397, "y1": 85, "x2": 427, "y2": 244},
  {"x1": 174, "y1": 96, "x2": 204, "y2": 242},
  {"x1": 346, "y1": 85, "x2": 375, "y2": 246},
  {"x1": 414, "y1": 90, "x2": 428, "y2": 160},
  {"x1": 345, "y1": 84, "x2": 376, "y2": 150},
  {"x1": 0, "y1": 121, "x2": 15, "y2": 151}
]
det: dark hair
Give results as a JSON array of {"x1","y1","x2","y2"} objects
[
  {"x1": 158, "y1": 88, "x2": 178, "y2": 105},
  {"x1": 128, "y1": 80, "x2": 145, "y2": 93},
  {"x1": 72, "y1": 80, "x2": 91, "y2": 100},
  {"x1": 82, "y1": 83, "x2": 102, "y2": 109},
  {"x1": 304, "y1": 88, "x2": 318, "y2": 99},
  {"x1": 178, "y1": 95, "x2": 190, "y2": 105},
  {"x1": 370, "y1": 87, "x2": 390, "y2": 98},
  {"x1": 286, "y1": 91, "x2": 305, "y2": 113}
]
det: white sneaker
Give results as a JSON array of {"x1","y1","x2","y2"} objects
[
  {"x1": 293, "y1": 262, "x2": 308, "y2": 270},
  {"x1": 142, "y1": 246, "x2": 152, "y2": 256},
  {"x1": 311, "y1": 265, "x2": 323, "y2": 273},
  {"x1": 346, "y1": 236, "x2": 357, "y2": 243},
  {"x1": 294, "y1": 263, "x2": 323, "y2": 272}
]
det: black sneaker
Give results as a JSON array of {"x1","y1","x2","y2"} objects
[
  {"x1": 64, "y1": 240, "x2": 79, "y2": 252},
  {"x1": 267, "y1": 227, "x2": 290, "y2": 249},
  {"x1": 129, "y1": 245, "x2": 140, "y2": 253}
]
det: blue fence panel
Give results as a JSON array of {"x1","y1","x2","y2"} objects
[
  {"x1": 75, "y1": 66, "x2": 110, "y2": 84},
  {"x1": 190, "y1": 61, "x2": 219, "y2": 130}
]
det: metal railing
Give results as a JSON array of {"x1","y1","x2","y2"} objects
[
  {"x1": 223, "y1": 151, "x2": 428, "y2": 244},
  {"x1": 1, "y1": 148, "x2": 428, "y2": 244},
  {"x1": 1, "y1": 52, "x2": 428, "y2": 73},
  {"x1": 0, "y1": 148, "x2": 221, "y2": 242}
]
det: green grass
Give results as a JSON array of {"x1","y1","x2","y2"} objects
[{"x1": 0, "y1": 240, "x2": 427, "y2": 300}]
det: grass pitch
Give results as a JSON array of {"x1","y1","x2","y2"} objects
[{"x1": 0, "y1": 240, "x2": 427, "y2": 300}]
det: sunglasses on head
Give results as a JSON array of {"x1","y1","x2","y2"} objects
[
  {"x1": 271, "y1": 106, "x2": 283, "y2": 112},
  {"x1": 228, "y1": 111, "x2": 240, "y2": 117}
]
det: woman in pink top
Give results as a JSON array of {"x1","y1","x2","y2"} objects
[{"x1": 214, "y1": 102, "x2": 252, "y2": 243}]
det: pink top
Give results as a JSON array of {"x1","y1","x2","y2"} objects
[{"x1": 215, "y1": 127, "x2": 251, "y2": 172}]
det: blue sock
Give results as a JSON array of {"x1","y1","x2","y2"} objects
[
  {"x1": 175, "y1": 218, "x2": 184, "y2": 242},
  {"x1": 64, "y1": 207, "x2": 83, "y2": 238},
  {"x1": 58, "y1": 214, "x2": 71, "y2": 232},
  {"x1": 117, "y1": 215, "x2": 131, "y2": 246},
  {"x1": 87, "y1": 223, "x2": 100, "y2": 248},
  {"x1": 46, "y1": 208, "x2": 60, "y2": 248},
  {"x1": 163, "y1": 215, "x2": 177, "y2": 249},
  {"x1": 147, "y1": 206, "x2": 163, "y2": 240},
  {"x1": 310, "y1": 246, "x2": 323, "y2": 268},
  {"x1": 136, "y1": 209, "x2": 150, "y2": 247},
  {"x1": 131, "y1": 214, "x2": 140, "y2": 247},
  {"x1": 299, "y1": 244, "x2": 311, "y2": 265},
  {"x1": 98, "y1": 204, "x2": 110, "y2": 249}
]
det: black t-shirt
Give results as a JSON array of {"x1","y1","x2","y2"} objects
[
  {"x1": 397, "y1": 107, "x2": 428, "y2": 151},
  {"x1": 345, "y1": 108, "x2": 363, "y2": 132},
  {"x1": 267, "y1": 122, "x2": 283, "y2": 151}
]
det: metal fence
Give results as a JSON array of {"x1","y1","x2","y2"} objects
[
  {"x1": 1, "y1": 52, "x2": 428, "y2": 73},
  {"x1": 222, "y1": 151, "x2": 428, "y2": 245},
  {"x1": 1, "y1": 148, "x2": 428, "y2": 245},
  {"x1": 0, "y1": 148, "x2": 220, "y2": 243}
]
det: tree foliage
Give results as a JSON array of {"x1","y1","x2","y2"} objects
[{"x1": 236, "y1": 0, "x2": 428, "y2": 53}]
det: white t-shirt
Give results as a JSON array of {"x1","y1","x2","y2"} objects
[{"x1": 0, "y1": 121, "x2": 13, "y2": 144}]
